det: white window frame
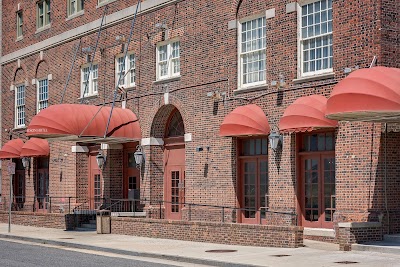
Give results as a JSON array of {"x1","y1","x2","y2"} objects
[
  {"x1": 237, "y1": 14, "x2": 267, "y2": 89},
  {"x1": 97, "y1": 0, "x2": 117, "y2": 7},
  {"x1": 297, "y1": 0, "x2": 333, "y2": 77},
  {"x1": 81, "y1": 63, "x2": 99, "y2": 97},
  {"x1": 16, "y1": 11, "x2": 23, "y2": 38},
  {"x1": 15, "y1": 84, "x2": 26, "y2": 128},
  {"x1": 67, "y1": 0, "x2": 84, "y2": 17},
  {"x1": 37, "y1": 78, "x2": 49, "y2": 113},
  {"x1": 36, "y1": 0, "x2": 51, "y2": 30},
  {"x1": 115, "y1": 53, "x2": 135, "y2": 88},
  {"x1": 156, "y1": 39, "x2": 180, "y2": 81}
]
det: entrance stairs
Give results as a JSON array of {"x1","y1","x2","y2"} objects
[{"x1": 352, "y1": 235, "x2": 400, "y2": 254}]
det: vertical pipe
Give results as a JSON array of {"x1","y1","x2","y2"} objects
[{"x1": 8, "y1": 174, "x2": 12, "y2": 233}]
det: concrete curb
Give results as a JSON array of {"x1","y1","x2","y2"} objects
[{"x1": 0, "y1": 234, "x2": 261, "y2": 267}]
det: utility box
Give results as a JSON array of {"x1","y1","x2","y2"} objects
[{"x1": 96, "y1": 210, "x2": 111, "y2": 234}]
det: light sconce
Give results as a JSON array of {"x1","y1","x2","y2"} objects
[
  {"x1": 155, "y1": 22, "x2": 168, "y2": 30},
  {"x1": 134, "y1": 145, "x2": 144, "y2": 169},
  {"x1": 269, "y1": 130, "x2": 283, "y2": 151},
  {"x1": 81, "y1": 46, "x2": 92, "y2": 54},
  {"x1": 115, "y1": 35, "x2": 126, "y2": 43},
  {"x1": 22, "y1": 157, "x2": 30, "y2": 170},
  {"x1": 96, "y1": 150, "x2": 107, "y2": 170}
]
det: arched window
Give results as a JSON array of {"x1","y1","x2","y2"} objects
[{"x1": 165, "y1": 109, "x2": 185, "y2": 137}]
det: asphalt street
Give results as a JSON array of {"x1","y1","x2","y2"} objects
[{"x1": 0, "y1": 239, "x2": 184, "y2": 267}]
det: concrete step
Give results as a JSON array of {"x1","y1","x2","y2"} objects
[
  {"x1": 352, "y1": 241, "x2": 400, "y2": 254},
  {"x1": 384, "y1": 234, "x2": 400, "y2": 242},
  {"x1": 74, "y1": 227, "x2": 96, "y2": 232}
]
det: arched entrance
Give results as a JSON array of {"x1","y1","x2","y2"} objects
[{"x1": 163, "y1": 108, "x2": 185, "y2": 220}]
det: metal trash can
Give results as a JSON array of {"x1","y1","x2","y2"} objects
[{"x1": 96, "y1": 210, "x2": 111, "y2": 234}]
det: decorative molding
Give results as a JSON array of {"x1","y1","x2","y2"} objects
[
  {"x1": 228, "y1": 20, "x2": 237, "y2": 29},
  {"x1": 286, "y1": 2, "x2": 297, "y2": 13},
  {"x1": 266, "y1": 8, "x2": 275, "y2": 19},
  {"x1": 164, "y1": 92, "x2": 169, "y2": 105},
  {"x1": 71, "y1": 145, "x2": 89, "y2": 153},
  {"x1": 184, "y1": 133, "x2": 192, "y2": 142},
  {"x1": 338, "y1": 222, "x2": 382, "y2": 228},
  {"x1": 141, "y1": 137, "x2": 164, "y2": 146}
]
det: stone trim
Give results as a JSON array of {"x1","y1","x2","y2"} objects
[
  {"x1": 304, "y1": 227, "x2": 335, "y2": 238},
  {"x1": 141, "y1": 137, "x2": 164, "y2": 146},
  {"x1": 338, "y1": 222, "x2": 382, "y2": 228},
  {"x1": 71, "y1": 145, "x2": 89, "y2": 153}
]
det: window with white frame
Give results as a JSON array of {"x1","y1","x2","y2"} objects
[
  {"x1": 67, "y1": 0, "x2": 84, "y2": 17},
  {"x1": 17, "y1": 11, "x2": 23, "y2": 38},
  {"x1": 37, "y1": 0, "x2": 51, "y2": 30},
  {"x1": 81, "y1": 64, "x2": 99, "y2": 97},
  {"x1": 37, "y1": 78, "x2": 49, "y2": 112},
  {"x1": 156, "y1": 40, "x2": 180, "y2": 80},
  {"x1": 98, "y1": 0, "x2": 116, "y2": 6},
  {"x1": 15, "y1": 84, "x2": 25, "y2": 128},
  {"x1": 239, "y1": 16, "x2": 266, "y2": 88},
  {"x1": 115, "y1": 53, "x2": 135, "y2": 88},
  {"x1": 299, "y1": 0, "x2": 333, "y2": 76}
]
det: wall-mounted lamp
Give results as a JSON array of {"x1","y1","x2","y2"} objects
[
  {"x1": 155, "y1": 22, "x2": 168, "y2": 30},
  {"x1": 115, "y1": 35, "x2": 126, "y2": 43},
  {"x1": 269, "y1": 130, "x2": 283, "y2": 151},
  {"x1": 81, "y1": 46, "x2": 92, "y2": 54},
  {"x1": 22, "y1": 157, "x2": 30, "y2": 170},
  {"x1": 96, "y1": 150, "x2": 107, "y2": 170},
  {"x1": 134, "y1": 145, "x2": 144, "y2": 169}
]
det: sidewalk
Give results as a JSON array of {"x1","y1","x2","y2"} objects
[{"x1": 1, "y1": 223, "x2": 400, "y2": 267}]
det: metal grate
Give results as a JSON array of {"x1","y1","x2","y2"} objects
[
  {"x1": 205, "y1": 250, "x2": 237, "y2": 253},
  {"x1": 335, "y1": 261, "x2": 359, "y2": 264}
]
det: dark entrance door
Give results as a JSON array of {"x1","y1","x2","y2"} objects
[
  {"x1": 36, "y1": 157, "x2": 49, "y2": 212},
  {"x1": 89, "y1": 151, "x2": 101, "y2": 210},
  {"x1": 123, "y1": 143, "x2": 140, "y2": 211},
  {"x1": 13, "y1": 159, "x2": 25, "y2": 210},
  {"x1": 238, "y1": 138, "x2": 268, "y2": 224},
  {"x1": 299, "y1": 132, "x2": 335, "y2": 228}
]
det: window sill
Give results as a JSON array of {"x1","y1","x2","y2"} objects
[
  {"x1": 78, "y1": 94, "x2": 99, "y2": 101},
  {"x1": 96, "y1": 0, "x2": 117, "y2": 8},
  {"x1": 13, "y1": 126, "x2": 27, "y2": 131},
  {"x1": 119, "y1": 85, "x2": 136, "y2": 91},
  {"x1": 66, "y1": 10, "x2": 85, "y2": 21},
  {"x1": 234, "y1": 83, "x2": 268, "y2": 95},
  {"x1": 16, "y1": 36, "x2": 24, "y2": 42},
  {"x1": 293, "y1": 72, "x2": 335, "y2": 84},
  {"x1": 35, "y1": 24, "x2": 51, "y2": 34},
  {"x1": 153, "y1": 76, "x2": 181, "y2": 85}
]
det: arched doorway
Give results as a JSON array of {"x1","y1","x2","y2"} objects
[{"x1": 163, "y1": 109, "x2": 185, "y2": 220}]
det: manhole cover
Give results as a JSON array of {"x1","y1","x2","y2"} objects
[
  {"x1": 59, "y1": 238, "x2": 74, "y2": 239},
  {"x1": 334, "y1": 261, "x2": 359, "y2": 264},
  {"x1": 205, "y1": 250, "x2": 237, "y2": 253},
  {"x1": 271, "y1": 255, "x2": 291, "y2": 257}
]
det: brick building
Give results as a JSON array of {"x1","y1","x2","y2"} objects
[{"x1": 0, "y1": 0, "x2": 399, "y2": 249}]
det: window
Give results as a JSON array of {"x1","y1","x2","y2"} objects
[
  {"x1": 115, "y1": 53, "x2": 135, "y2": 88},
  {"x1": 98, "y1": 0, "x2": 116, "y2": 6},
  {"x1": 67, "y1": 0, "x2": 84, "y2": 17},
  {"x1": 37, "y1": 0, "x2": 51, "y2": 30},
  {"x1": 299, "y1": 0, "x2": 333, "y2": 76},
  {"x1": 81, "y1": 64, "x2": 98, "y2": 97},
  {"x1": 15, "y1": 84, "x2": 25, "y2": 128},
  {"x1": 37, "y1": 78, "x2": 49, "y2": 112},
  {"x1": 156, "y1": 40, "x2": 180, "y2": 80},
  {"x1": 238, "y1": 16, "x2": 266, "y2": 88},
  {"x1": 16, "y1": 11, "x2": 23, "y2": 38}
]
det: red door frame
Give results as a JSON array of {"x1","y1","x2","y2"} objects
[
  {"x1": 238, "y1": 156, "x2": 268, "y2": 224},
  {"x1": 123, "y1": 142, "x2": 140, "y2": 199},
  {"x1": 88, "y1": 149, "x2": 101, "y2": 210},
  {"x1": 296, "y1": 132, "x2": 336, "y2": 229},
  {"x1": 164, "y1": 137, "x2": 185, "y2": 220}
]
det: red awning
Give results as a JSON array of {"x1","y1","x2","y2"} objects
[
  {"x1": 0, "y1": 139, "x2": 24, "y2": 159},
  {"x1": 279, "y1": 95, "x2": 338, "y2": 132},
  {"x1": 27, "y1": 104, "x2": 142, "y2": 143},
  {"x1": 326, "y1": 67, "x2": 400, "y2": 121},
  {"x1": 220, "y1": 104, "x2": 270, "y2": 137},
  {"x1": 20, "y1": 138, "x2": 50, "y2": 157}
]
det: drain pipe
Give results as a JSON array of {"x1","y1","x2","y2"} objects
[{"x1": 384, "y1": 123, "x2": 389, "y2": 233}]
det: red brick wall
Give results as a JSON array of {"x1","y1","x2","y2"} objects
[
  {"x1": 111, "y1": 217, "x2": 303, "y2": 248},
  {"x1": 0, "y1": 211, "x2": 74, "y2": 229}
]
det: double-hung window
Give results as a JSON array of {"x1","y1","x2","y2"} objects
[
  {"x1": 37, "y1": 78, "x2": 49, "y2": 112},
  {"x1": 156, "y1": 40, "x2": 180, "y2": 80},
  {"x1": 239, "y1": 16, "x2": 266, "y2": 88},
  {"x1": 37, "y1": 0, "x2": 51, "y2": 30},
  {"x1": 17, "y1": 11, "x2": 23, "y2": 38},
  {"x1": 67, "y1": 0, "x2": 84, "y2": 17},
  {"x1": 299, "y1": 0, "x2": 333, "y2": 76},
  {"x1": 81, "y1": 64, "x2": 99, "y2": 97},
  {"x1": 115, "y1": 53, "x2": 135, "y2": 88},
  {"x1": 15, "y1": 84, "x2": 25, "y2": 128}
]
